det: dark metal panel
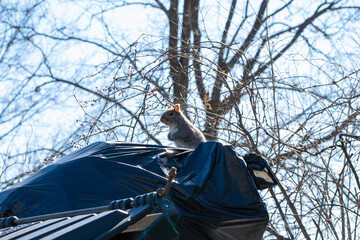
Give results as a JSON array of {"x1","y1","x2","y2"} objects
[
  {"x1": 121, "y1": 213, "x2": 160, "y2": 234},
  {"x1": 0, "y1": 222, "x2": 40, "y2": 239},
  {"x1": 95, "y1": 204, "x2": 154, "y2": 240},
  {"x1": 137, "y1": 213, "x2": 179, "y2": 240},
  {"x1": 0, "y1": 218, "x2": 67, "y2": 240},
  {"x1": 16, "y1": 215, "x2": 92, "y2": 240},
  {"x1": 0, "y1": 205, "x2": 160, "y2": 240},
  {"x1": 41, "y1": 210, "x2": 128, "y2": 240}
]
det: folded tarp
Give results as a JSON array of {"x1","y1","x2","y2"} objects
[{"x1": 0, "y1": 141, "x2": 270, "y2": 239}]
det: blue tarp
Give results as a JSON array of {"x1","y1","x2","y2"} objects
[{"x1": 0, "y1": 141, "x2": 269, "y2": 239}]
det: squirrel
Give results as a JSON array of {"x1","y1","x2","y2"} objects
[{"x1": 160, "y1": 104, "x2": 206, "y2": 149}]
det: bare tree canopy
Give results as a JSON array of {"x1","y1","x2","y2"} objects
[{"x1": 1, "y1": 0, "x2": 360, "y2": 238}]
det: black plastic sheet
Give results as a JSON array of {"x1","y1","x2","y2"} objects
[{"x1": 0, "y1": 141, "x2": 269, "y2": 239}]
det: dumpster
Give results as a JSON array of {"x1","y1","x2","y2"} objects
[{"x1": 0, "y1": 141, "x2": 275, "y2": 239}]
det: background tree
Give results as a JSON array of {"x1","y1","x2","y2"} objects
[{"x1": 1, "y1": 0, "x2": 360, "y2": 239}]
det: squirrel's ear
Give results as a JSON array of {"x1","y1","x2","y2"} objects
[{"x1": 174, "y1": 104, "x2": 180, "y2": 112}]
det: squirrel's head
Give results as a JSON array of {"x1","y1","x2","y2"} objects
[{"x1": 160, "y1": 104, "x2": 181, "y2": 125}]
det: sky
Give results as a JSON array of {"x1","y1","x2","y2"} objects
[
  {"x1": 1, "y1": 1, "x2": 360, "y2": 239},
  {"x1": 1, "y1": 0, "x2": 360, "y2": 176}
]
